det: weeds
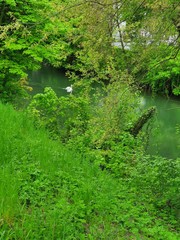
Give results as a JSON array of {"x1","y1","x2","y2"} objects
[{"x1": 0, "y1": 102, "x2": 179, "y2": 239}]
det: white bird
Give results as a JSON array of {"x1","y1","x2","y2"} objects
[{"x1": 62, "y1": 85, "x2": 73, "y2": 94}]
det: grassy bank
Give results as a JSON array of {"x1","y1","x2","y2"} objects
[{"x1": 0, "y1": 102, "x2": 179, "y2": 239}]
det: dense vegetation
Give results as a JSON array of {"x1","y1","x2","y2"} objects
[
  {"x1": 0, "y1": 101, "x2": 179, "y2": 239},
  {"x1": 0, "y1": 0, "x2": 180, "y2": 101},
  {"x1": 0, "y1": 0, "x2": 180, "y2": 239}
]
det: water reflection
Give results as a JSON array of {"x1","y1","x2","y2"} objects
[
  {"x1": 28, "y1": 66, "x2": 71, "y2": 96},
  {"x1": 142, "y1": 95, "x2": 180, "y2": 159}
]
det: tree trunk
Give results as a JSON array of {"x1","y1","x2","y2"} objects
[{"x1": 130, "y1": 106, "x2": 156, "y2": 137}]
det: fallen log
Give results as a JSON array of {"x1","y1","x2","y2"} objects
[{"x1": 129, "y1": 106, "x2": 156, "y2": 137}]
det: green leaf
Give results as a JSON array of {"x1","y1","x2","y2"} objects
[{"x1": 5, "y1": 0, "x2": 16, "y2": 6}]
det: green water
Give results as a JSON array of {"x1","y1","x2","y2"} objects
[
  {"x1": 29, "y1": 66, "x2": 180, "y2": 159},
  {"x1": 28, "y1": 66, "x2": 72, "y2": 97},
  {"x1": 142, "y1": 95, "x2": 180, "y2": 159}
]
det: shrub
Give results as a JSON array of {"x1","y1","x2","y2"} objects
[{"x1": 27, "y1": 87, "x2": 91, "y2": 142}]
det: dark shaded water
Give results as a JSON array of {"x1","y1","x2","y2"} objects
[
  {"x1": 29, "y1": 66, "x2": 180, "y2": 159},
  {"x1": 29, "y1": 66, "x2": 71, "y2": 97}
]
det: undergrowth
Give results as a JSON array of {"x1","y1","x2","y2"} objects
[{"x1": 0, "y1": 102, "x2": 179, "y2": 239}]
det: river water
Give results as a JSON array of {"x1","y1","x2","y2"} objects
[
  {"x1": 28, "y1": 66, "x2": 71, "y2": 97},
  {"x1": 29, "y1": 66, "x2": 180, "y2": 159},
  {"x1": 142, "y1": 95, "x2": 180, "y2": 159}
]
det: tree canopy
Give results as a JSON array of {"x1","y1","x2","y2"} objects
[{"x1": 0, "y1": 0, "x2": 179, "y2": 101}]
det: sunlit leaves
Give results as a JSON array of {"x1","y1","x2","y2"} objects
[{"x1": 4, "y1": 0, "x2": 16, "y2": 6}]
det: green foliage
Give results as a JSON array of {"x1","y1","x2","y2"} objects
[
  {"x1": 0, "y1": 0, "x2": 180, "y2": 237},
  {"x1": 0, "y1": 0, "x2": 73, "y2": 102},
  {"x1": 27, "y1": 87, "x2": 91, "y2": 142},
  {"x1": 144, "y1": 54, "x2": 180, "y2": 95},
  {"x1": 27, "y1": 73, "x2": 142, "y2": 169},
  {"x1": 132, "y1": 155, "x2": 180, "y2": 214},
  {"x1": 89, "y1": 72, "x2": 139, "y2": 140},
  {"x1": 0, "y1": 102, "x2": 179, "y2": 239},
  {"x1": 59, "y1": 0, "x2": 180, "y2": 96},
  {"x1": 0, "y1": 1, "x2": 40, "y2": 101},
  {"x1": 82, "y1": 72, "x2": 142, "y2": 173},
  {"x1": 1, "y1": 0, "x2": 179, "y2": 103}
]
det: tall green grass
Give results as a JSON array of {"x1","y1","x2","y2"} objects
[{"x1": 0, "y1": 102, "x2": 179, "y2": 239}]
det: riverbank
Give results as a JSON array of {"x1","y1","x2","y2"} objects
[
  {"x1": 28, "y1": 66, "x2": 180, "y2": 160},
  {"x1": 0, "y1": 102, "x2": 179, "y2": 239}
]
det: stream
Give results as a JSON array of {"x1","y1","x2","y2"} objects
[{"x1": 29, "y1": 66, "x2": 180, "y2": 159}]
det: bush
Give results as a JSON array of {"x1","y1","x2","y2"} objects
[
  {"x1": 27, "y1": 87, "x2": 91, "y2": 142},
  {"x1": 0, "y1": 102, "x2": 179, "y2": 239}
]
